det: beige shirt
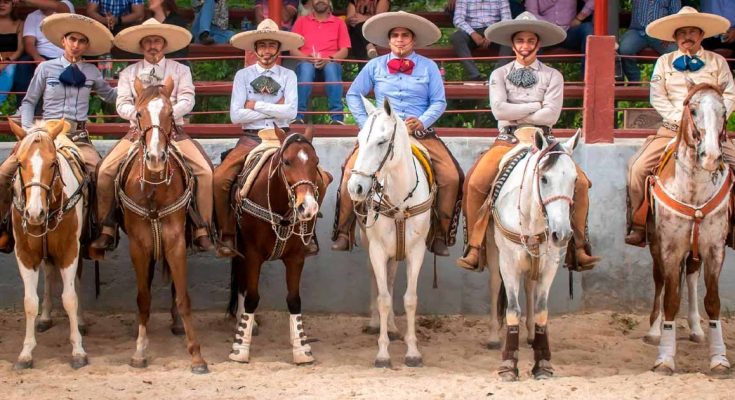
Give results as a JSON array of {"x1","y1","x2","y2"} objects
[
  {"x1": 489, "y1": 59, "x2": 564, "y2": 130},
  {"x1": 116, "y1": 57, "x2": 195, "y2": 127},
  {"x1": 651, "y1": 48, "x2": 735, "y2": 126}
]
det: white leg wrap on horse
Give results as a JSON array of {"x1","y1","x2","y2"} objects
[
  {"x1": 289, "y1": 314, "x2": 314, "y2": 364},
  {"x1": 655, "y1": 321, "x2": 676, "y2": 370},
  {"x1": 708, "y1": 320, "x2": 730, "y2": 370},
  {"x1": 229, "y1": 312, "x2": 254, "y2": 363}
]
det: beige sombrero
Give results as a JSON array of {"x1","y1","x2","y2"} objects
[
  {"x1": 646, "y1": 6, "x2": 730, "y2": 41},
  {"x1": 41, "y1": 13, "x2": 113, "y2": 56},
  {"x1": 230, "y1": 19, "x2": 304, "y2": 52},
  {"x1": 113, "y1": 18, "x2": 192, "y2": 55},
  {"x1": 362, "y1": 11, "x2": 441, "y2": 49},
  {"x1": 484, "y1": 12, "x2": 566, "y2": 47}
]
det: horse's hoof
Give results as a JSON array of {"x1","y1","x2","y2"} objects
[
  {"x1": 486, "y1": 340, "x2": 502, "y2": 350},
  {"x1": 294, "y1": 350, "x2": 315, "y2": 365},
  {"x1": 36, "y1": 319, "x2": 53, "y2": 333},
  {"x1": 71, "y1": 355, "x2": 88, "y2": 370},
  {"x1": 498, "y1": 370, "x2": 519, "y2": 382},
  {"x1": 78, "y1": 324, "x2": 88, "y2": 337},
  {"x1": 710, "y1": 364, "x2": 732, "y2": 377},
  {"x1": 170, "y1": 325, "x2": 186, "y2": 336},
  {"x1": 532, "y1": 361, "x2": 554, "y2": 380},
  {"x1": 374, "y1": 358, "x2": 392, "y2": 369},
  {"x1": 652, "y1": 364, "x2": 674, "y2": 376},
  {"x1": 643, "y1": 335, "x2": 660, "y2": 345},
  {"x1": 405, "y1": 356, "x2": 423, "y2": 367},
  {"x1": 13, "y1": 359, "x2": 33, "y2": 370},
  {"x1": 689, "y1": 333, "x2": 705, "y2": 343},
  {"x1": 130, "y1": 357, "x2": 148, "y2": 368},
  {"x1": 362, "y1": 325, "x2": 380, "y2": 335},
  {"x1": 228, "y1": 350, "x2": 250, "y2": 363},
  {"x1": 191, "y1": 364, "x2": 209, "y2": 374}
]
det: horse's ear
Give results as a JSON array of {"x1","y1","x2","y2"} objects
[
  {"x1": 47, "y1": 117, "x2": 65, "y2": 140},
  {"x1": 382, "y1": 97, "x2": 393, "y2": 117},
  {"x1": 533, "y1": 130, "x2": 547, "y2": 151},
  {"x1": 361, "y1": 95, "x2": 377, "y2": 115},
  {"x1": 7, "y1": 117, "x2": 25, "y2": 140},
  {"x1": 161, "y1": 76, "x2": 174, "y2": 98},
  {"x1": 134, "y1": 77, "x2": 144, "y2": 98},
  {"x1": 302, "y1": 124, "x2": 314, "y2": 142},
  {"x1": 562, "y1": 129, "x2": 581, "y2": 154},
  {"x1": 275, "y1": 125, "x2": 288, "y2": 143}
]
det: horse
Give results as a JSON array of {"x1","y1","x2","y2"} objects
[
  {"x1": 347, "y1": 97, "x2": 434, "y2": 368},
  {"x1": 118, "y1": 77, "x2": 207, "y2": 374},
  {"x1": 227, "y1": 126, "x2": 328, "y2": 365},
  {"x1": 8, "y1": 118, "x2": 89, "y2": 370},
  {"x1": 640, "y1": 82, "x2": 731, "y2": 375},
  {"x1": 490, "y1": 129, "x2": 580, "y2": 381}
]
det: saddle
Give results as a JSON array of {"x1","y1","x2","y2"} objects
[{"x1": 235, "y1": 128, "x2": 282, "y2": 200}]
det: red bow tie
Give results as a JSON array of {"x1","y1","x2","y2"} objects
[{"x1": 387, "y1": 58, "x2": 415, "y2": 75}]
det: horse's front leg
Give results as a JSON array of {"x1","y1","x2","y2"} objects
[
  {"x1": 59, "y1": 257, "x2": 88, "y2": 369},
  {"x1": 644, "y1": 243, "x2": 664, "y2": 345},
  {"x1": 365, "y1": 254, "x2": 400, "y2": 340},
  {"x1": 369, "y1": 243, "x2": 392, "y2": 368},
  {"x1": 169, "y1": 281, "x2": 185, "y2": 336},
  {"x1": 497, "y1": 246, "x2": 523, "y2": 382},
  {"x1": 229, "y1": 250, "x2": 263, "y2": 364},
  {"x1": 525, "y1": 275, "x2": 536, "y2": 346},
  {"x1": 531, "y1": 254, "x2": 559, "y2": 380},
  {"x1": 403, "y1": 243, "x2": 426, "y2": 367},
  {"x1": 129, "y1": 245, "x2": 153, "y2": 369},
  {"x1": 36, "y1": 264, "x2": 54, "y2": 333},
  {"x1": 702, "y1": 244, "x2": 730, "y2": 374},
  {"x1": 284, "y1": 254, "x2": 314, "y2": 365},
  {"x1": 75, "y1": 259, "x2": 87, "y2": 336},
  {"x1": 652, "y1": 243, "x2": 687, "y2": 375},
  {"x1": 14, "y1": 259, "x2": 40, "y2": 370},
  {"x1": 685, "y1": 261, "x2": 705, "y2": 343},
  {"x1": 486, "y1": 240, "x2": 503, "y2": 350}
]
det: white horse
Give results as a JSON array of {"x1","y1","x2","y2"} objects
[
  {"x1": 347, "y1": 97, "x2": 433, "y2": 368},
  {"x1": 490, "y1": 129, "x2": 580, "y2": 381}
]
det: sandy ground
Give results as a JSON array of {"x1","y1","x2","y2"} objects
[{"x1": 0, "y1": 309, "x2": 733, "y2": 400}]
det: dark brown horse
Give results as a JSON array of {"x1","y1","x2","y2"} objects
[
  {"x1": 119, "y1": 77, "x2": 207, "y2": 373},
  {"x1": 227, "y1": 127, "x2": 330, "y2": 365}
]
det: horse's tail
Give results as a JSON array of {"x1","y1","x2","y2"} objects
[{"x1": 227, "y1": 257, "x2": 240, "y2": 318}]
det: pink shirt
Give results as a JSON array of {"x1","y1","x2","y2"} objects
[{"x1": 292, "y1": 13, "x2": 351, "y2": 59}]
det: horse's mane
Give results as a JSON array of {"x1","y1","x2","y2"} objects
[
  {"x1": 16, "y1": 121, "x2": 57, "y2": 156},
  {"x1": 538, "y1": 142, "x2": 563, "y2": 172}
]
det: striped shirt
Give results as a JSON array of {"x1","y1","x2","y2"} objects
[
  {"x1": 630, "y1": 0, "x2": 681, "y2": 31},
  {"x1": 453, "y1": 0, "x2": 512, "y2": 35}
]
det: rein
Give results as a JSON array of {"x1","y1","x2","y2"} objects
[{"x1": 136, "y1": 120, "x2": 175, "y2": 188}]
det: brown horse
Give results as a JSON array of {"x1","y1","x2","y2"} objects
[
  {"x1": 227, "y1": 127, "x2": 330, "y2": 365},
  {"x1": 8, "y1": 119, "x2": 89, "y2": 370},
  {"x1": 118, "y1": 77, "x2": 207, "y2": 373}
]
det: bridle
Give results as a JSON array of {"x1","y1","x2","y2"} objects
[
  {"x1": 136, "y1": 103, "x2": 175, "y2": 188},
  {"x1": 15, "y1": 158, "x2": 64, "y2": 237},
  {"x1": 676, "y1": 84, "x2": 727, "y2": 175}
]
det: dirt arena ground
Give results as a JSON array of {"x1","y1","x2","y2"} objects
[{"x1": 0, "y1": 310, "x2": 733, "y2": 399}]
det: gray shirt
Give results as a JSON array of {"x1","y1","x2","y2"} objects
[
  {"x1": 230, "y1": 63, "x2": 297, "y2": 130},
  {"x1": 21, "y1": 56, "x2": 117, "y2": 129}
]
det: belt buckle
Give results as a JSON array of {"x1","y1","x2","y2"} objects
[{"x1": 413, "y1": 129, "x2": 426, "y2": 139}]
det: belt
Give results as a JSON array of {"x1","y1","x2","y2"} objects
[
  {"x1": 501, "y1": 125, "x2": 552, "y2": 136},
  {"x1": 243, "y1": 127, "x2": 290, "y2": 136},
  {"x1": 68, "y1": 121, "x2": 88, "y2": 142},
  {"x1": 413, "y1": 127, "x2": 436, "y2": 139}
]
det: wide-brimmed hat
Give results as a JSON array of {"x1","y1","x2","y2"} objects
[
  {"x1": 646, "y1": 6, "x2": 730, "y2": 41},
  {"x1": 230, "y1": 19, "x2": 304, "y2": 52},
  {"x1": 484, "y1": 12, "x2": 566, "y2": 47},
  {"x1": 113, "y1": 18, "x2": 192, "y2": 55},
  {"x1": 362, "y1": 11, "x2": 441, "y2": 49},
  {"x1": 41, "y1": 13, "x2": 113, "y2": 56}
]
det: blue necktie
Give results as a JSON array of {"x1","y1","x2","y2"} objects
[{"x1": 673, "y1": 55, "x2": 705, "y2": 72}]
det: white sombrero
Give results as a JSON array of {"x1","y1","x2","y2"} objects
[
  {"x1": 230, "y1": 19, "x2": 304, "y2": 52},
  {"x1": 41, "y1": 13, "x2": 113, "y2": 56},
  {"x1": 113, "y1": 18, "x2": 192, "y2": 55},
  {"x1": 646, "y1": 6, "x2": 730, "y2": 41},
  {"x1": 362, "y1": 11, "x2": 441, "y2": 49},
  {"x1": 484, "y1": 12, "x2": 566, "y2": 47}
]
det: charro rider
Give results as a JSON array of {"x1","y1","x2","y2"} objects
[
  {"x1": 213, "y1": 19, "x2": 304, "y2": 258},
  {"x1": 625, "y1": 6, "x2": 735, "y2": 246},
  {"x1": 0, "y1": 13, "x2": 116, "y2": 252},
  {"x1": 90, "y1": 18, "x2": 215, "y2": 252},
  {"x1": 333, "y1": 11, "x2": 464, "y2": 256},
  {"x1": 456, "y1": 12, "x2": 600, "y2": 271}
]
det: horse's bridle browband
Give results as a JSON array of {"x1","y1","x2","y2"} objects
[{"x1": 136, "y1": 113, "x2": 176, "y2": 187}]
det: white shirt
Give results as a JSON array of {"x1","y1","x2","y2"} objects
[
  {"x1": 23, "y1": 1, "x2": 75, "y2": 59},
  {"x1": 230, "y1": 63, "x2": 297, "y2": 130}
]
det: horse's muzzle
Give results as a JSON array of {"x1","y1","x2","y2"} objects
[
  {"x1": 549, "y1": 228, "x2": 571, "y2": 246},
  {"x1": 296, "y1": 194, "x2": 319, "y2": 221},
  {"x1": 347, "y1": 175, "x2": 371, "y2": 202}
]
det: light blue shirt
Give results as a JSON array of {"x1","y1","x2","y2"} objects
[
  {"x1": 346, "y1": 52, "x2": 446, "y2": 129},
  {"x1": 702, "y1": 0, "x2": 735, "y2": 27},
  {"x1": 230, "y1": 63, "x2": 297, "y2": 130}
]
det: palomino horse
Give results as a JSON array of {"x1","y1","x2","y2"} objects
[
  {"x1": 118, "y1": 77, "x2": 207, "y2": 373},
  {"x1": 227, "y1": 127, "x2": 328, "y2": 365},
  {"x1": 491, "y1": 130, "x2": 580, "y2": 381},
  {"x1": 9, "y1": 119, "x2": 89, "y2": 369},
  {"x1": 347, "y1": 98, "x2": 434, "y2": 368},
  {"x1": 640, "y1": 82, "x2": 731, "y2": 375}
]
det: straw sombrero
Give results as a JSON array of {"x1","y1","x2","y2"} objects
[
  {"x1": 646, "y1": 6, "x2": 730, "y2": 41},
  {"x1": 41, "y1": 13, "x2": 113, "y2": 56},
  {"x1": 362, "y1": 11, "x2": 441, "y2": 49},
  {"x1": 113, "y1": 18, "x2": 192, "y2": 55},
  {"x1": 230, "y1": 19, "x2": 304, "y2": 52},
  {"x1": 484, "y1": 12, "x2": 566, "y2": 47}
]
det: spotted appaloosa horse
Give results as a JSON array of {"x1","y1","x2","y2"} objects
[
  {"x1": 9, "y1": 119, "x2": 88, "y2": 370},
  {"x1": 642, "y1": 82, "x2": 731, "y2": 376}
]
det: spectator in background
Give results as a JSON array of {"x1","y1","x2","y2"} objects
[
  {"x1": 526, "y1": 0, "x2": 594, "y2": 69},
  {"x1": 149, "y1": 0, "x2": 189, "y2": 61},
  {"x1": 451, "y1": 0, "x2": 513, "y2": 82},
  {"x1": 701, "y1": 0, "x2": 735, "y2": 58},
  {"x1": 191, "y1": 0, "x2": 233, "y2": 45},
  {"x1": 255, "y1": 0, "x2": 299, "y2": 30},
  {"x1": 619, "y1": 0, "x2": 679, "y2": 83},
  {"x1": 0, "y1": 0, "x2": 23, "y2": 110},
  {"x1": 346, "y1": 0, "x2": 389, "y2": 60},
  {"x1": 87, "y1": 0, "x2": 145, "y2": 35},
  {"x1": 299, "y1": 0, "x2": 313, "y2": 16},
  {"x1": 509, "y1": 0, "x2": 524, "y2": 17},
  {"x1": 291, "y1": 0, "x2": 350, "y2": 124}
]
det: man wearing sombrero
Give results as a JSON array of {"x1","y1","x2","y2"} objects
[
  {"x1": 0, "y1": 13, "x2": 117, "y2": 252},
  {"x1": 626, "y1": 7, "x2": 735, "y2": 246},
  {"x1": 333, "y1": 11, "x2": 464, "y2": 257},
  {"x1": 213, "y1": 19, "x2": 302, "y2": 258},
  {"x1": 90, "y1": 19, "x2": 215, "y2": 253},
  {"x1": 456, "y1": 12, "x2": 600, "y2": 272}
]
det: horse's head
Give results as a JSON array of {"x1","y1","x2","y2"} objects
[
  {"x1": 134, "y1": 76, "x2": 175, "y2": 174},
  {"x1": 275, "y1": 126, "x2": 320, "y2": 221},
  {"x1": 680, "y1": 80, "x2": 727, "y2": 172},
  {"x1": 348, "y1": 97, "x2": 407, "y2": 201},
  {"x1": 9, "y1": 118, "x2": 67, "y2": 226},
  {"x1": 529, "y1": 129, "x2": 580, "y2": 246}
]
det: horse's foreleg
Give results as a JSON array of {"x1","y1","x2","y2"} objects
[
  {"x1": 403, "y1": 246, "x2": 424, "y2": 367},
  {"x1": 531, "y1": 259, "x2": 558, "y2": 380},
  {"x1": 653, "y1": 253, "x2": 684, "y2": 375},
  {"x1": 36, "y1": 263, "x2": 54, "y2": 333},
  {"x1": 487, "y1": 248, "x2": 503, "y2": 350},
  {"x1": 524, "y1": 276, "x2": 536, "y2": 346},
  {"x1": 130, "y1": 246, "x2": 152, "y2": 369},
  {"x1": 15, "y1": 260, "x2": 40, "y2": 370},
  {"x1": 369, "y1": 245, "x2": 392, "y2": 368},
  {"x1": 645, "y1": 248, "x2": 664, "y2": 345},
  {"x1": 59, "y1": 258, "x2": 87, "y2": 369},
  {"x1": 229, "y1": 253, "x2": 262, "y2": 364},
  {"x1": 284, "y1": 255, "x2": 314, "y2": 365},
  {"x1": 386, "y1": 259, "x2": 400, "y2": 339},
  {"x1": 170, "y1": 283, "x2": 185, "y2": 336},
  {"x1": 498, "y1": 252, "x2": 522, "y2": 381},
  {"x1": 75, "y1": 259, "x2": 87, "y2": 336},
  {"x1": 685, "y1": 267, "x2": 705, "y2": 343},
  {"x1": 703, "y1": 246, "x2": 730, "y2": 373}
]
